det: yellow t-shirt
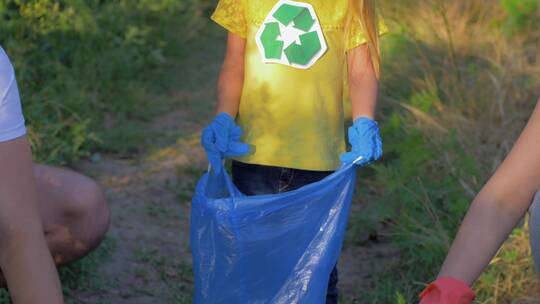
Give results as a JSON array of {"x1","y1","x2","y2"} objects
[{"x1": 212, "y1": 0, "x2": 386, "y2": 171}]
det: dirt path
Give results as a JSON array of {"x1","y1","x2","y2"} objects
[{"x1": 66, "y1": 27, "x2": 399, "y2": 304}]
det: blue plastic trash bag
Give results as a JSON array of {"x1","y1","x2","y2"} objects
[{"x1": 190, "y1": 161, "x2": 359, "y2": 304}]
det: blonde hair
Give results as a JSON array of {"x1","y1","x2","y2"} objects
[{"x1": 345, "y1": 0, "x2": 381, "y2": 78}]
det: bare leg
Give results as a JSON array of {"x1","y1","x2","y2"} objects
[
  {"x1": 0, "y1": 164, "x2": 110, "y2": 288},
  {"x1": 34, "y1": 164, "x2": 111, "y2": 265}
]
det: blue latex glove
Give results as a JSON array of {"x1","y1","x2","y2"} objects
[
  {"x1": 201, "y1": 113, "x2": 250, "y2": 174},
  {"x1": 340, "y1": 117, "x2": 383, "y2": 166}
]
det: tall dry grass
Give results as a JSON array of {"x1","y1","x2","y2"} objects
[{"x1": 356, "y1": 0, "x2": 540, "y2": 302}]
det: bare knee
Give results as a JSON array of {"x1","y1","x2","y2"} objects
[
  {"x1": 69, "y1": 176, "x2": 110, "y2": 246},
  {"x1": 48, "y1": 172, "x2": 111, "y2": 255},
  {"x1": 32, "y1": 165, "x2": 110, "y2": 264}
]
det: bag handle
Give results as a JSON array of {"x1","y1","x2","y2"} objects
[
  {"x1": 339, "y1": 156, "x2": 364, "y2": 170},
  {"x1": 352, "y1": 155, "x2": 364, "y2": 165},
  {"x1": 208, "y1": 163, "x2": 237, "y2": 198}
]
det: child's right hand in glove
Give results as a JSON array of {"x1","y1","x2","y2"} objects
[
  {"x1": 201, "y1": 112, "x2": 250, "y2": 174},
  {"x1": 419, "y1": 277, "x2": 475, "y2": 304},
  {"x1": 340, "y1": 117, "x2": 383, "y2": 166}
]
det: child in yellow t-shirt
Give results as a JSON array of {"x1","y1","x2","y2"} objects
[{"x1": 201, "y1": 0, "x2": 386, "y2": 302}]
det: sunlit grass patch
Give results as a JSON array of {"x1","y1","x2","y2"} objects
[{"x1": 475, "y1": 221, "x2": 538, "y2": 303}]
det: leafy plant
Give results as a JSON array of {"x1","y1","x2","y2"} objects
[
  {"x1": 347, "y1": 0, "x2": 540, "y2": 302},
  {"x1": 501, "y1": 0, "x2": 540, "y2": 34},
  {"x1": 0, "y1": 0, "x2": 207, "y2": 164}
]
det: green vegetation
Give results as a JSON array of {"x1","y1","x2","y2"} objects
[
  {"x1": 0, "y1": 0, "x2": 210, "y2": 164},
  {"x1": 501, "y1": 0, "x2": 540, "y2": 34},
  {"x1": 350, "y1": 0, "x2": 540, "y2": 302},
  {"x1": 1, "y1": 0, "x2": 540, "y2": 303},
  {"x1": 0, "y1": 0, "x2": 211, "y2": 302}
]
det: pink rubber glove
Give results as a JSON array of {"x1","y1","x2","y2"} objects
[{"x1": 419, "y1": 277, "x2": 475, "y2": 304}]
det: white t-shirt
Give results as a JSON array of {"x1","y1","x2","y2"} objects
[{"x1": 0, "y1": 46, "x2": 26, "y2": 142}]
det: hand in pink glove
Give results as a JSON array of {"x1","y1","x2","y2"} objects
[{"x1": 419, "y1": 277, "x2": 475, "y2": 304}]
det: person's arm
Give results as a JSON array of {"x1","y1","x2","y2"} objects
[
  {"x1": 215, "y1": 33, "x2": 246, "y2": 117},
  {"x1": 201, "y1": 32, "x2": 248, "y2": 173},
  {"x1": 437, "y1": 99, "x2": 540, "y2": 284},
  {"x1": 0, "y1": 136, "x2": 64, "y2": 304},
  {"x1": 340, "y1": 44, "x2": 382, "y2": 166},
  {"x1": 348, "y1": 44, "x2": 379, "y2": 120}
]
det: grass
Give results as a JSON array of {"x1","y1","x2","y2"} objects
[
  {"x1": 0, "y1": 238, "x2": 116, "y2": 304},
  {"x1": 60, "y1": 238, "x2": 118, "y2": 304},
  {"x1": 348, "y1": 0, "x2": 540, "y2": 302},
  {"x1": 0, "y1": 0, "x2": 211, "y2": 302},
  {"x1": 2, "y1": 0, "x2": 540, "y2": 303},
  {"x1": 0, "y1": 0, "x2": 212, "y2": 164},
  {"x1": 474, "y1": 222, "x2": 537, "y2": 303}
]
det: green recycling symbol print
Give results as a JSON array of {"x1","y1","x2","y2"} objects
[{"x1": 255, "y1": 0, "x2": 328, "y2": 69}]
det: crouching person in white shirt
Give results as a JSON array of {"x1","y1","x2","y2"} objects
[{"x1": 0, "y1": 46, "x2": 110, "y2": 303}]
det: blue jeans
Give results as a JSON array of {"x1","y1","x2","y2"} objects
[{"x1": 231, "y1": 160, "x2": 340, "y2": 304}]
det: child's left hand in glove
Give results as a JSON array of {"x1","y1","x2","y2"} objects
[{"x1": 340, "y1": 117, "x2": 383, "y2": 166}]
